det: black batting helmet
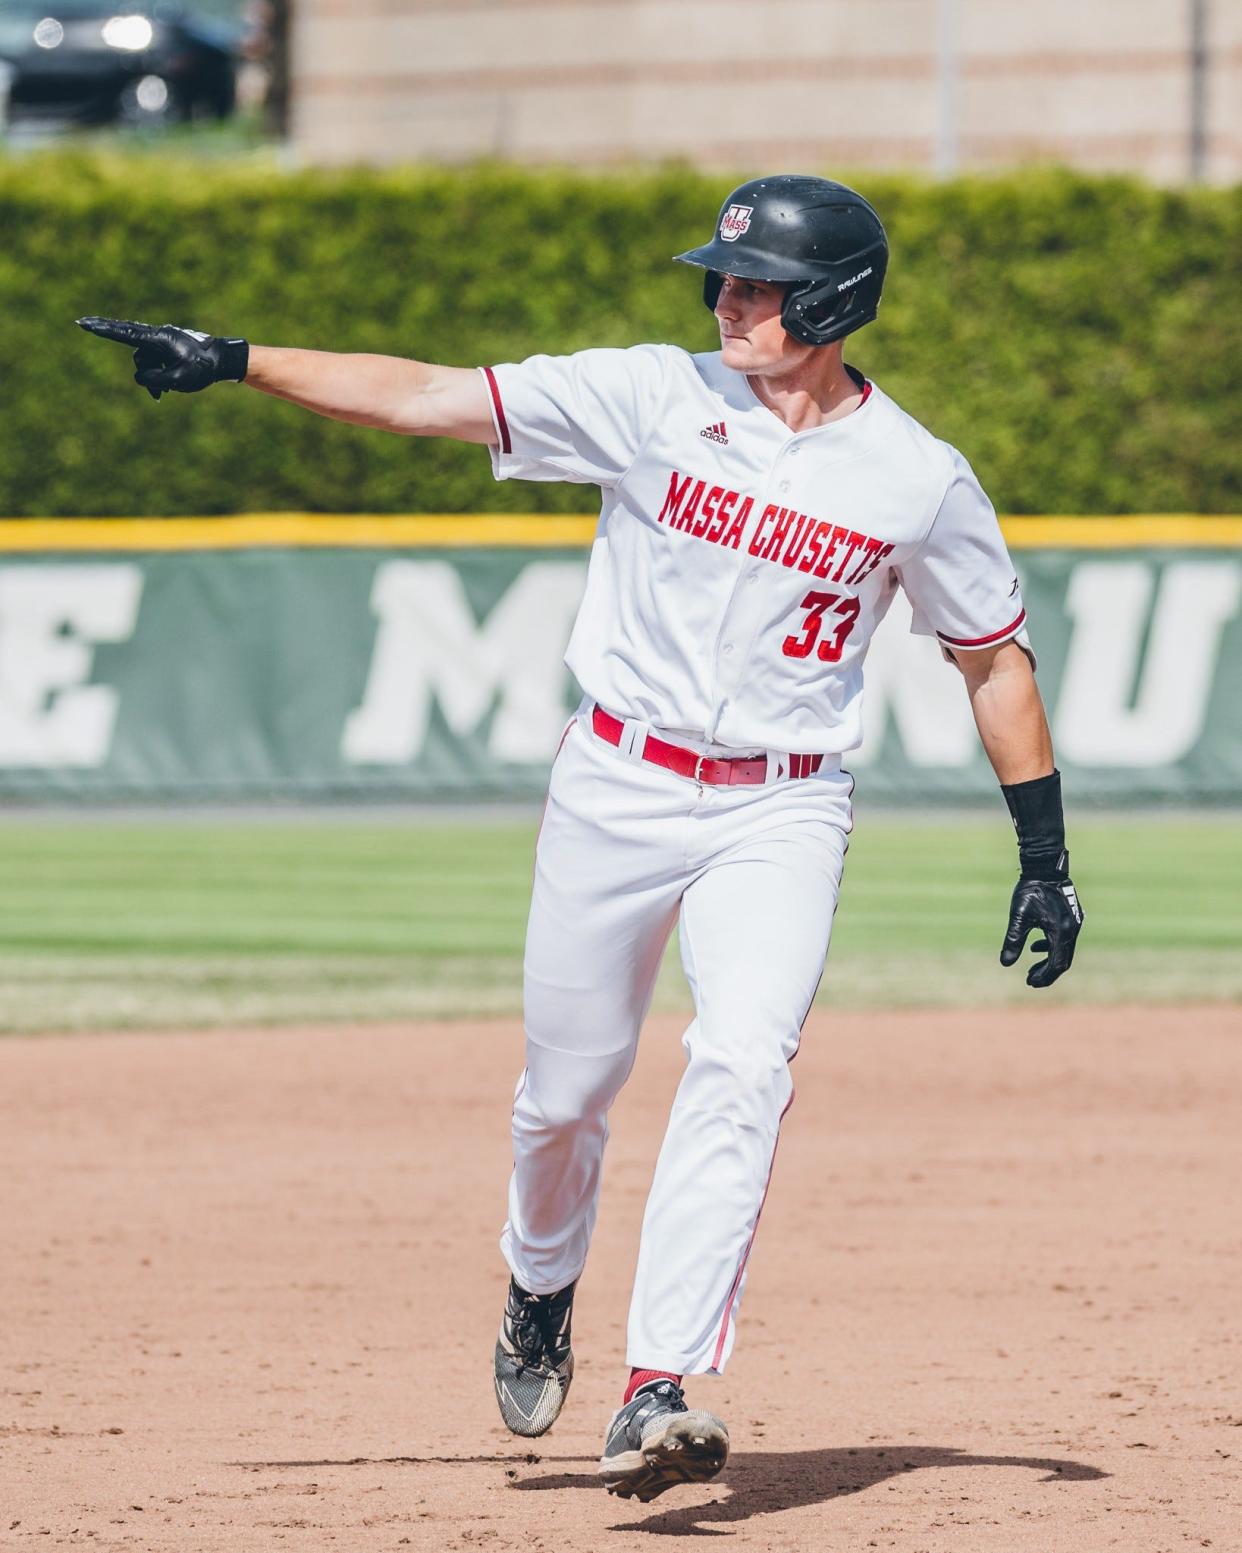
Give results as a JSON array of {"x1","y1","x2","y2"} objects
[{"x1": 674, "y1": 174, "x2": 888, "y2": 347}]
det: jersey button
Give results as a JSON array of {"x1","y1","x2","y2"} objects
[
  {"x1": 722, "y1": 643, "x2": 734, "y2": 655},
  {"x1": 778, "y1": 479, "x2": 791, "y2": 494}
]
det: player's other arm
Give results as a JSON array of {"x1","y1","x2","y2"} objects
[
  {"x1": 955, "y1": 641, "x2": 1084, "y2": 988},
  {"x1": 75, "y1": 318, "x2": 496, "y2": 444},
  {"x1": 955, "y1": 638, "x2": 1052, "y2": 785}
]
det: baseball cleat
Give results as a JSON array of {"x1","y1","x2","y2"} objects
[
  {"x1": 597, "y1": 1378, "x2": 729, "y2": 1501},
  {"x1": 493, "y1": 1276, "x2": 576, "y2": 1437}
]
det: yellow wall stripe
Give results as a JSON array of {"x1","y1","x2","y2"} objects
[
  {"x1": 0, "y1": 514, "x2": 596, "y2": 551},
  {"x1": 1003, "y1": 516, "x2": 1242, "y2": 549},
  {"x1": 0, "y1": 513, "x2": 1238, "y2": 552}
]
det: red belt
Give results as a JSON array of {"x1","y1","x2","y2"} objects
[{"x1": 591, "y1": 704, "x2": 823, "y2": 786}]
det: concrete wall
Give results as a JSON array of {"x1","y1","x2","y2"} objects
[{"x1": 290, "y1": 0, "x2": 1241, "y2": 183}]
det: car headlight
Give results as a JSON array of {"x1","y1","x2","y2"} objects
[{"x1": 101, "y1": 15, "x2": 154, "y2": 51}]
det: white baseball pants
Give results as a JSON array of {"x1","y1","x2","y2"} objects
[{"x1": 501, "y1": 706, "x2": 851, "y2": 1375}]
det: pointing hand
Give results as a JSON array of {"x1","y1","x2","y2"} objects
[{"x1": 77, "y1": 316, "x2": 249, "y2": 400}]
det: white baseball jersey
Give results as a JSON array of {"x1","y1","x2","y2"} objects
[{"x1": 481, "y1": 345, "x2": 1028, "y2": 755}]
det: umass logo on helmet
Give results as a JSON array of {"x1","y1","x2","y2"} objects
[{"x1": 719, "y1": 204, "x2": 753, "y2": 242}]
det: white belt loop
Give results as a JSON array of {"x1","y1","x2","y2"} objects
[
  {"x1": 617, "y1": 717, "x2": 650, "y2": 763},
  {"x1": 764, "y1": 749, "x2": 788, "y2": 786}
]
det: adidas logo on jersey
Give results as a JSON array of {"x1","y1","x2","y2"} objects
[{"x1": 700, "y1": 421, "x2": 728, "y2": 444}]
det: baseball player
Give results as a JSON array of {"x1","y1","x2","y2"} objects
[{"x1": 80, "y1": 173, "x2": 1083, "y2": 1504}]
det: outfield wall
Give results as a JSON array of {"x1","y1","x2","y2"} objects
[{"x1": 0, "y1": 517, "x2": 1238, "y2": 805}]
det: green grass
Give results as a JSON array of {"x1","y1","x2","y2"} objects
[{"x1": 1, "y1": 813, "x2": 1239, "y2": 1033}]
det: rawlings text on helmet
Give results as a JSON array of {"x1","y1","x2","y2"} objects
[{"x1": 836, "y1": 266, "x2": 873, "y2": 293}]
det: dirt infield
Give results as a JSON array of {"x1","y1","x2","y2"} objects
[{"x1": 2, "y1": 1005, "x2": 1239, "y2": 1551}]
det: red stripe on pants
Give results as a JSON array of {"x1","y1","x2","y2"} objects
[{"x1": 710, "y1": 1091, "x2": 794, "y2": 1371}]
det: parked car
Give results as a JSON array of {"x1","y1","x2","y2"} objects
[{"x1": 0, "y1": 1, "x2": 237, "y2": 129}]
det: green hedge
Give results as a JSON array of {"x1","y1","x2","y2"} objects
[{"x1": 1, "y1": 153, "x2": 1239, "y2": 515}]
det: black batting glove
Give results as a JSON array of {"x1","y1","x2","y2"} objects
[
  {"x1": 1001, "y1": 870, "x2": 1084, "y2": 988},
  {"x1": 77, "y1": 316, "x2": 248, "y2": 400},
  {"x1": 998, "y1": 770, "x2": 1084, "y2": 989}
]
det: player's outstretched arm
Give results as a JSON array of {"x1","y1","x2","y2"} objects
[
  {"x1": 75, "y1": 318, "x2": 496, "y2": 444},
  {"x1": 243, "y1": 345, "x2": 495, "y2": 443},
  {"x1": 956, "y1": 641, "x2": 1084, "y2": 988}
]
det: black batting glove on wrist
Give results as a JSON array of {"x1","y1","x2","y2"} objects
[
  {"x1": 1001, "y1": 868, "x2": 1084, "y2": 989},
  {"x1": 999, "y1": 770, "x2": 1084, "y2": 988},
  {"x1": 77, "y1": 317, "x2": 248, "y2": 400}
]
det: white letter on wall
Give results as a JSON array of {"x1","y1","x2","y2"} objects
[
  {"x1": 342, "y1": 559, "x2": 587, "y2": 765},
  {"x1": 0, "y1": 564, "x2": 144, "y2": 767},
  {"x1": 853, "y1": 593, "x2": 979, "y2": 767},
  {"x1": 1055, "y1": 560, "x2": 1241, "y2": 766}
]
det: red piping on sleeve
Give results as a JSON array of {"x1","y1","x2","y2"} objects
[
  {"x1": 483, "y1": 366, "x2": 512, "y2": 455},
  {"x1": 936, "y1": 606, "x2": 1026, "y2": 649}
]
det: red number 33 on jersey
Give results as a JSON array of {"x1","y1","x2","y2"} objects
[{"x1": 782, "y1": 590, "x2": 861, "y2": 663}]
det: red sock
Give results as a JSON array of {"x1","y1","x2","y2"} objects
[{"x1": 624, "y1": 1367, "x2": 682, "y2": 1404}]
